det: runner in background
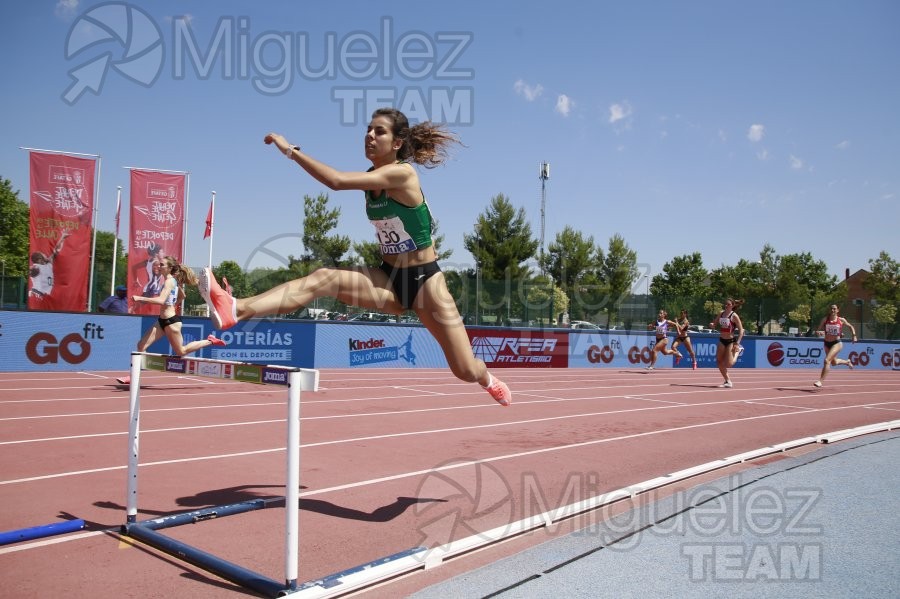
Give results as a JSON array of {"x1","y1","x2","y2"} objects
[
  {"x1": 647, "y1": 309, "x2": 682, "y2": 370},
  {"x1": 117, "y1": 256, "x2": 226, "y2": 385},
  {"x1": 672, "y1": 309, "x2": 698, "y2": 370},
  {"x1": 711, "y1": 298, "x2": 744, "y2": 388},
  {"x1": 813, "y1": 304, "x2": 857, "y2": 388}
]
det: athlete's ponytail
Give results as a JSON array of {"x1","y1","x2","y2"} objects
[{"x1": 372, "y1": 108, "x2": 461, "y2": 168}]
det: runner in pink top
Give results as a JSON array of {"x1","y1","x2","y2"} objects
[
  {"x1": 812, "y1": 304, "x2": 858, "y2": 388},
  {"x1": 710, "y1": 298, "x2": 745, "y2": 388}
]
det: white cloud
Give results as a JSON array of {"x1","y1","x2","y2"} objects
[
  {"x1": 789, "y1": 154, "x2": 804, "y2": 170},
  {"x1": 513, "y1": 79, "x2": 543, "y2": 102},
  {"x1": 608, "y1": 101, "x2": 633, "y2": 124},
  {"x1": 835, "y1": 140, "x2": 851, "y2": 150},
  {"x1": 55, "y1": 0, "x2": 79, "y2": 19},
  {"x1": 756, "y1": 149, "x2": 769, "y2": 161},
  {"x1": 166, "y1": 13, "x2": 195, "y2": 25},
  {"x1": 747, "y1": 124, "x2": 765, "y2": 142},
  {"x1": 555, "y1": 94, "x2": 573, "y2": 117},
  {"x1": 718, "y1": 129, "x2": 727, "y2": 142}
]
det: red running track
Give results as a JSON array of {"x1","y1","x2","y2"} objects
[{"x1": 0, "y1": 366, "x2": 898, "y2": 598}]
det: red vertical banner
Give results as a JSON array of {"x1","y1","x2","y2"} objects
[
  {"x1": 127, "y1": 170, "x2": 186, "y2": 315},
  {"x1": 28, "y1": 151, "x2": 96, "y2": 311}
]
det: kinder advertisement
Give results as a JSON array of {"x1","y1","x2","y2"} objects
[
  {"x1": 468, "y1": 328, "x2": 568, "y2": 368},
  {"x1": 314, "y1": 323, "x2": 447, "y2": 368},
  {"x1": 0, "y1": 311, "x2": 141, "y2": 372}
]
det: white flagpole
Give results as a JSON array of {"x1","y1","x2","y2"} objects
[
  {"x1": 110, "y1": 186, "x2": 122, "y2": 296},
  {"x1": 87, "y1": 156, "x2": 102, "y2": 312},
  {"x1": 181, "y1": 174, "x2": 190, "y2": 315},
  {"x1": 207, "y1": 191, "x2": 216, "y2": 269}
]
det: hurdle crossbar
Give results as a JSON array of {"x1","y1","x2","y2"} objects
[{"x1": 122, "y1": 352, "x2": 319, "y2": 597}]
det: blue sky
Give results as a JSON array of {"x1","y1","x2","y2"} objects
[{"x1": 2, "y1": 0, "x2": 898, "y2": 287}]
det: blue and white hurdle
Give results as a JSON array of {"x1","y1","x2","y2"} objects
[{"x1": 121, "y1": 352, "x2": 319, "y2": 597}]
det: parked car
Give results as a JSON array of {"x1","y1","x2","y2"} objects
[
  {"x1": 688, "y1": 324, "x2": 716, "y2": 334},
  {"x1": 570, "y1": 321, "x2": 601, "y2": 330}
]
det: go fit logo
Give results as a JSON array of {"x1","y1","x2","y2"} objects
[
  {"x1": 586, "y1": 339, "x2": 652, "y2": 365},
  {"x1": 848, "y1": 346, "x2": 898, "y2": 368},
  {"x1": 25, "y1": 323, "x2": 105, "y2": 365}
]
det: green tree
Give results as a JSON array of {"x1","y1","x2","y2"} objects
[
  {"x1": 864, "y1": 251, "x2": 900, "y2": 303},
  {"x1": 865, "y1": 251, "x2": 900, "y2": 338},
  {"x1": 650, "y1": 252, "x2": 710, "y2": 318},
  {"x1": 351, "y1": 240, "x2": 382, "y2": 267},
  {"x1": 871, "y1": 303, "x2": 897, "y2": 339},
  {"x1": 541, "y1": 226, "x2": 597, "y2": 320},
  {"x1": 464, "y1": 194, "x2": 538, "y2": 281},
  {"x1": 775, "y1": 252, "x2": 838, "y2": 332},
  {"x1": 524, "y1": 274, "x2": 568, "y2": 326},
  {"x1": 89, "y1": 230, "x2": 127, "y2": 308},
  {"x1": 0, "y1": 176, "x2": 29, "y2": 277},
  {"x1": 704, "y1": 299, "x2": 723, "y2": 325},
  {"x1": 299, "y1": 193, "x2": 351, "y2": 270},
  {"x1": 431, "y1": 218, "x2": 453, "y2": 261},
  {"x1": 597, "y1": 234, "x2": 638, "y2": 328},
  {"x1": 464, "y1": 194, "x2": 539, "y2": 322},
  {"x1": 709, "y1": 246, "x2": 838, "y2": 334},
  {"x1": 246, "y1": 266, "x2": 297, "y2": 295}
]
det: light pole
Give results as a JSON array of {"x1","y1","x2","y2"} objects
[
  {"x1": 1, "y1": 259, "x2": 5, "y2": 308},
  {"x1": 757, "y1": 302, "x2": 763, "y2": 336},
  {"x1": 539, "y1": 162, "x2": 550, "y2": 276},
  {"x1": 474, "y1": 224, "x2": 481, "y2": 326}
]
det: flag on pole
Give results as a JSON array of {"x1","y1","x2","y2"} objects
[
  {"x1": 27, "y1": 151, "x2": 96, "y2": 311},
  {"x1": 128, "y1": 169, "x2": 186, "y2": 315},
  {"x1": 203, "y1": 197, "x2": 214, "y2": 239}
]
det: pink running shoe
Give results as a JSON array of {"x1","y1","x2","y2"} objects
[
  {"x1": 116, "y1": 376, "x2": 130, "y2": 385},
  {"x1": 674, "y1": 352, "x2": 682, "y2": 366},
  {"x1": 199, "y1": 267, "x2": 237, "y2": 330},
  {"x1": 207, "y1": 334, "x2": 226, "y2": 347},
  {"x1": 485, "y1": 377, "x2": 511, "y2": 407},
  {"x1": 692, "y1": 359, "x2": 697, "y2": 370}
]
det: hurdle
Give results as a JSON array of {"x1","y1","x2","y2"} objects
[{"x1": 121, "y1": 352, "x2": 319, "y2": 597}]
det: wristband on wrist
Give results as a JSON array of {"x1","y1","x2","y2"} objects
[{"x1": 285, "y1": 145, "x2": 300, "y2": 158}]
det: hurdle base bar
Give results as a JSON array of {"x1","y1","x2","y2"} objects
[
  {"x1": 125, "y1": 523, "x2": 288, "y2": 598},
  {"x1": 0, "y1": 519, "x2": 85, "y2": 546},
  {"x1": 123, "y1": 499, "x2": 267, "y2": 533},
  {"x1": 293, "y1": 546, "x2": 427, "y2": 596}
]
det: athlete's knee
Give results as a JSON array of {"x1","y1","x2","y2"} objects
[{"x1": 448, "y1": 361, "x2": 481, "y2": 383}]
